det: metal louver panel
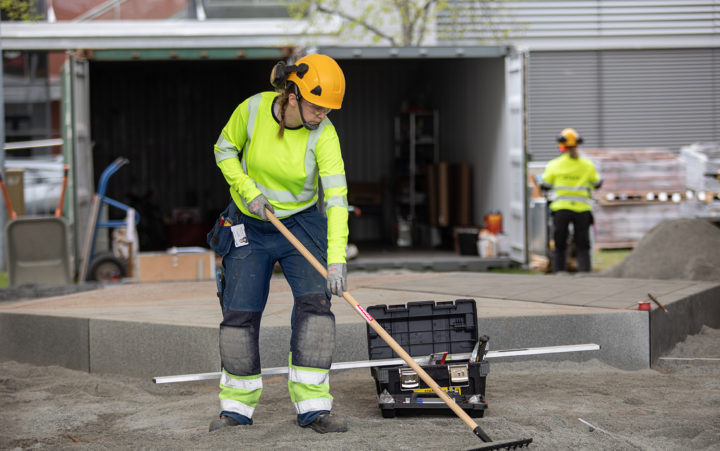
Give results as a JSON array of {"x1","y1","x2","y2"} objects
[
  {"x1": 527, "y1": 48, "x2": 720, "y2": 163},
  {"x1": 600, "y1": 48, "x2": 719, "y2": 149},
  {"x1": 439, "y1": 1, "x2": 720, "y2": 47},
  {"x1": 526, "y1": 51, "x2": 601, "y2": 162}
]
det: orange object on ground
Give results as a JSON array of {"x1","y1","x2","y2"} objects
[{"x1": 484, "y1": 213, "x2": 502, "y2": 234}]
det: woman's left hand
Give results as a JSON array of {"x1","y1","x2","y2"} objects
[{"x1": 327, "y1": 263, "x2": 347, "y2": 296}]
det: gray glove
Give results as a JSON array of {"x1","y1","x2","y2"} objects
[
  {"x1": 327, "y1": 263, "x2": 347, "y2": 296},
  {"x1": 247, "y1": 194, "x2": 274, "y2": 220}
]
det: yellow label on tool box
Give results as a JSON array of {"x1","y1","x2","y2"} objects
[{"x1": 413, "y1": 386, "x2": 462, "y2": 394}]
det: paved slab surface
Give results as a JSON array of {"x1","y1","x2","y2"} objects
[
  {"x1": 1, "y1": 271, "x2": 718, "y2": 376},
  {"x1": 3, "y1": 272, "x2": 714, "y2": 325}
]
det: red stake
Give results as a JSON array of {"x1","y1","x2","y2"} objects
[
  {"x1": 0, "y1": 172, "x2": 18, "y2": 220},
  {"x1": 55, "y1": 165, "x2": 70, "y2": 217}
]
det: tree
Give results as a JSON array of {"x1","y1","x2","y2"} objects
[
  {"x1": 1, "y1": 0, "x2": 42, "y2": 21},
  {"x1": 287, "y1": 0, "x2": 505, "y2": 47}
]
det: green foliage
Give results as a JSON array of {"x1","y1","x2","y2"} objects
[
  {"x1": 487, "y1": 265, "x2": 538, "y2": 275},
  {"x1": 286, "y1": 0, "x2": 507, "y2": 46},
  {"x1": 1, "y1": 0, "x2": 42, "y2": 21},
  {"x1": 592, "y1": 248, "x2": 630, "y2": 272},
  {"x1": 287, "y1": 0, "x2": 456, "y2": 46}
]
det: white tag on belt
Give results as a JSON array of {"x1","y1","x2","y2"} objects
[{"x1": 231, "y1": 224, "x2": 249, "y2": 247}]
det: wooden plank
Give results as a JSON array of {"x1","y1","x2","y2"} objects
[
  {"x1": 437, "y1": 162, "x2": 449, "y2": 227},
  {"x1": 594, "y1": 241, "x2": 636, "y2": 251}
]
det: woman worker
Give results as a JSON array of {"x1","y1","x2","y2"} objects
[{"x1": 207, "y1": 53, "x2": 349, "y2": 434}]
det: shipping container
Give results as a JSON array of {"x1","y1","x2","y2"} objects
[{"x1": 3, "y1": 22, "x2": 528, "y2": 271}]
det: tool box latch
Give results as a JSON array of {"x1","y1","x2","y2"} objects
[
  {"x1": 448, "y1": 364, "x2": 469, "y2": 385},
  {"x1": 399, "y1": 367, "x2": 419, "y2": 389}
]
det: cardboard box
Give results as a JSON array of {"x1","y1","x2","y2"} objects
[{"x1": 137, "y1": 249, "x2": 215, "y2": 282}]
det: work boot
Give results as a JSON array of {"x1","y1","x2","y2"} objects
[
  {"x1": 209, "y1": 415, "x2": 240, "y2": 432},
  {"x1": 302, "y1": 413, "x2": 348, "y2": 433}
]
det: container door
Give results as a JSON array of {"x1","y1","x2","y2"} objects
[
  {"x1": 505, "y1": 52, "x2": 527, "y2": 264},
  {"x1": 62, "y1": 55, "x2": 94, "y2": 274}
]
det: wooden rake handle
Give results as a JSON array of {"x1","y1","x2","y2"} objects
[{"x1": 265, "y1": 209, "x2": 486, "y2": 437}]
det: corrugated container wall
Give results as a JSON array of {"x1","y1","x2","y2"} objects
[
  {"x1": 89, "y1": 56, "x2": 508, "y2": 247},
  {"x1": 89, "y1": 59, "x2": 269, "y2": 250}
]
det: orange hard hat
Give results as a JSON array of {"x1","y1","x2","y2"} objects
[
  {"x1": 557, "y1": 128, "x2": 583, "y2": 149},
  {"x1": 286, "y1": 54, "x2": 345, "y2": 110}
]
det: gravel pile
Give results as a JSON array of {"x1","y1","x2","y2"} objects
[{"x1": 601, "y1": 218, "x2": 720, "y2": 281}]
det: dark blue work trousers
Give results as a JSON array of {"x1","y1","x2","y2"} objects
[
  {"x1": 552, "y1": 209, "x2": 592, "y2": 273},
  {"x1": 207, "y1": 200, "x2": 334, "y2": 426}
]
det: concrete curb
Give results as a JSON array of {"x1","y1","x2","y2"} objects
[
  {"x1": 1, "y1": 276, "x2": 718, "y2": 379},
  {"x1": 1, "y1": 310, "x2": 648, "y2": 379}
]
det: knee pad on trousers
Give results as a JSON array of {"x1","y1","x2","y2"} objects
[
  {"x1": 220, "y1": 310, "x2": 262, "y2": 376},
  {"x1": 292, "y1": 293, "x2": 335, "y2": 369}
]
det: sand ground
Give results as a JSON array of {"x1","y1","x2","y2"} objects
[{"x1": 1, "y1": 327, "x2": 719, "y2": 451}]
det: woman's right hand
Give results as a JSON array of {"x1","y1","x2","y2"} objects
[{"x1": 247, "y1": 194, "x2": 274, "y2": 220}]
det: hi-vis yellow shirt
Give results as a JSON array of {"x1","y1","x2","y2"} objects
[
  {"x1": 213, "y1": 92, "x2": 349, "y2": 264},
  {"x1": 541, "y1": 153, "x2": 600, "y2": 213}
]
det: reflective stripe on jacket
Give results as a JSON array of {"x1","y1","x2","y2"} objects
[
  {"x1": 213, "y1": 92, "x2": 349, "y2": 264},
  {"x1": 541, "y1": 153, "x2": 601, "y2": 213}
]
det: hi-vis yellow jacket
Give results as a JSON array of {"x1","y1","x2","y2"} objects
[
  {"x1": 541, "y1": 153, "x2": 601, "y2": 213},
  {"x1": 213, "y1": 92, "x2": 349, "y2": 264}
]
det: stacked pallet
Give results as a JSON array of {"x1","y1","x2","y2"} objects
[
  {"x1": 682, "y1": 143, "x2": 720, "y2": 192},
  {"x1": 581, "y1": 149, "x2": 685, "y2": 248},
  {"x1": 680, "y1": 143, "x2": 720, "y2": 219}
]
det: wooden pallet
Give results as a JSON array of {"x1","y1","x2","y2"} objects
[
  {"x1": 594, "y1": 241, "x2": 636, "y2": 251},
  {"x1": 596, "y1": 190, "x2": 720, "y2": 206}
]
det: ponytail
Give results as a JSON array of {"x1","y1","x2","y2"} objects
[{"x1": 276, "y1": 90, "x2": 290, "y2": 138}]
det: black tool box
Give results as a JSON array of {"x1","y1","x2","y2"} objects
[{"x1": 366, "y1": 299, "x2": 490, "y2": 418}]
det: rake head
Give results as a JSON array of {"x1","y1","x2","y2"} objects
[
  {"x1": 469, "y1": 425, "x2": 533, "y2": 450},
  {"x1": 468, "y1": 437, "x2": 533, "y2": 450}
]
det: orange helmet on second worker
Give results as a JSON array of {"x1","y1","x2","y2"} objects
[
  {"x1": 556, "y1": 128, "x2": 583, "y2": 148},
  {"x1": 287, "y1": 54, "x2": 345, "y2": 110}
]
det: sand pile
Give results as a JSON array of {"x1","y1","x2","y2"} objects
[{"x1": 601, "y1": 218, "x2": 720, "y2": 281}]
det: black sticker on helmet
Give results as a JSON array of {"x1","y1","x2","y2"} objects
[{"x1": 296, "y1": 63, "x2": 309, "y2": 78}]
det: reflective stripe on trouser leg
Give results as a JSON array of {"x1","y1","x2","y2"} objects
[
  {"x1": 288, "y1": 352, "x2": 333, "y2": 414},
  {"x1": 219, "y1": 310, "x2": 263, "y2": 418},
  {"x1": 219, "y1": 370, "x2": 262, "y2": 418},
  {"x1": 288, "y1": 292, "x2": 335, "y2": 414}
]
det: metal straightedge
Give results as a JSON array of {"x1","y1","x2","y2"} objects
[{"x1": 153, "y1": 343, "x2": 600, "y2": 384}]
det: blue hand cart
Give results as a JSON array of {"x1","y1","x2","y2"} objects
[{"x1": 84, "y1": 157, "x2": 140, "y2": 281}]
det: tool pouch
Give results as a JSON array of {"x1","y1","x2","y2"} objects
[{"x1": 207, "y1": 203, "x2": 237, "y2": 258}]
